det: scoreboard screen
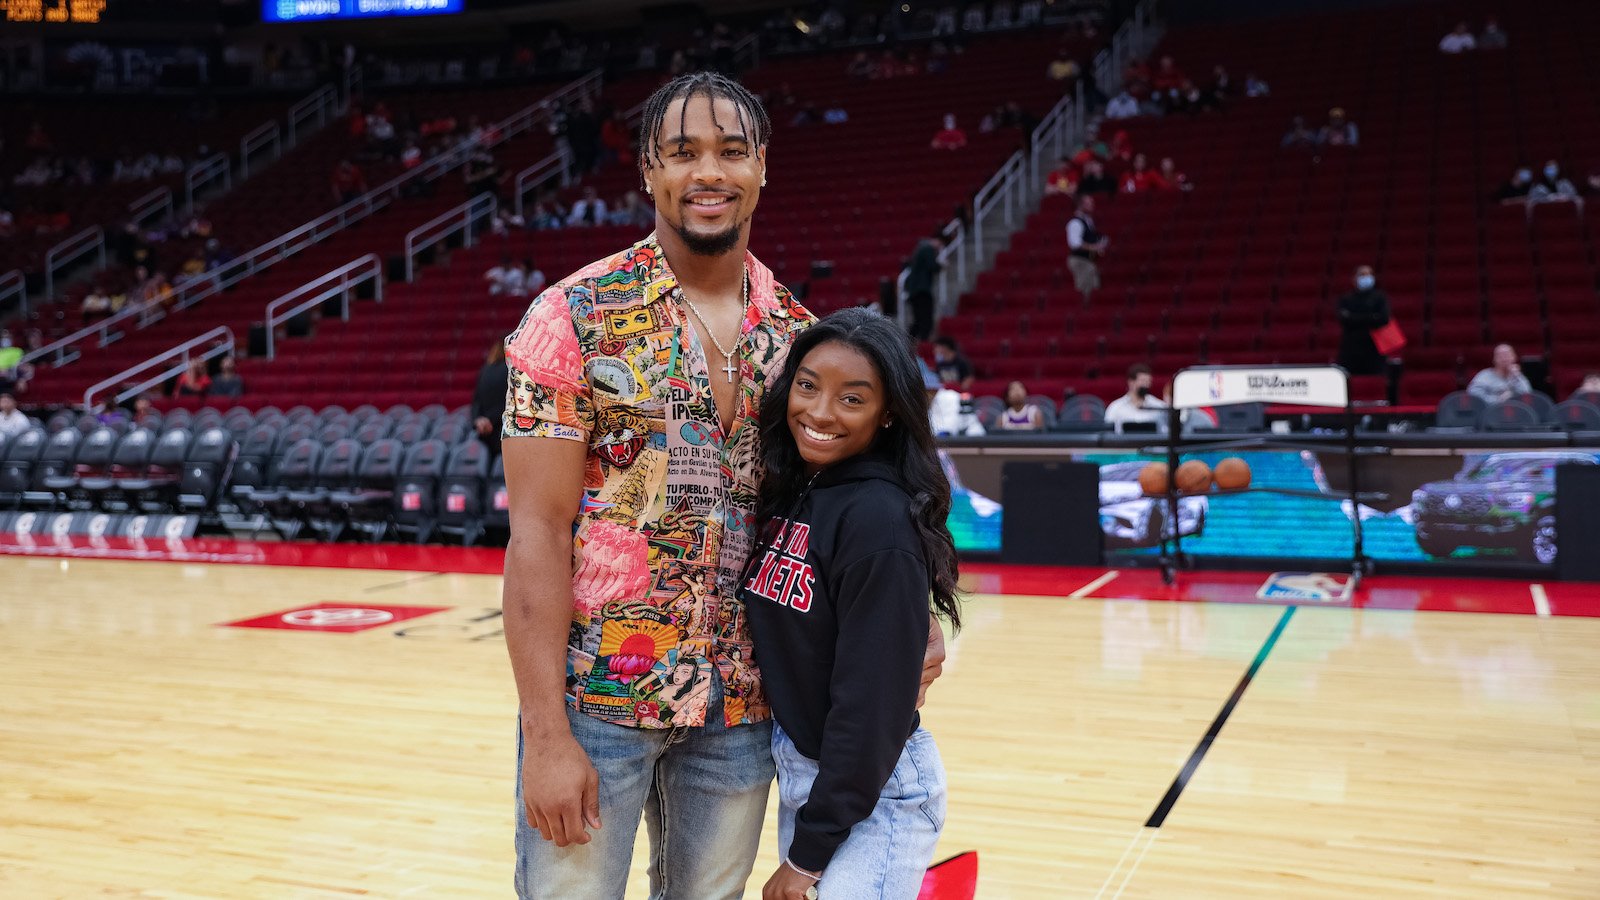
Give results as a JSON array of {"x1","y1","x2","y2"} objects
[
  {"x1": 2, "y1": 0, "x2": 108, "y2": 23},
  {"x1": 263, "y1": 0, "x2": 464, "y2": 24}
]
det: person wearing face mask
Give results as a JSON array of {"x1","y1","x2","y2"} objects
[
  {"x1": 1529, "y1": 161, "x2": 1579, "y2": 204},
  {"x1": 1104, "y1": 363, "x2": 1167, "y2": 432},
  {"x1": 1496, "y1": 165, "x2": 1535, "y2": 204},
  {"x1": 1335, "y1": 265, "x2": 1392, "y2": 377}
]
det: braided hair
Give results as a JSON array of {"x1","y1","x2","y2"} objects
[{"x1": 638, "y1": 71, "x2": 772, "y2": 172}]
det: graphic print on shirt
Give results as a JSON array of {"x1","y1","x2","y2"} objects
[
  {"x1": 743, "y1": 518, "x2": 816, "y2": 613},
  {"x1": 504, "y1": 236, "x2": 814, "y2": 728}
]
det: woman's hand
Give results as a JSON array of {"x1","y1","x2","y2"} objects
[{"x1": 762, "y1": 862, "x2": 820, "y2": 900}]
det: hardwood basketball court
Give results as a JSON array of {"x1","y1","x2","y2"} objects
[{"x1": 1, "y1": 548, "x2": 1596, "y2": 898}]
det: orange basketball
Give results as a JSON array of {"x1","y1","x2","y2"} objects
[
  {"x1": 1138, "y1": 462, "x2": 1170, "y2": 496},
  {"x1": 1176, "y1": 460, "x2": 1213, "y2": 494},
  {"x1": 1214, "y1": 456, "x2": 1252, "y2": 490}
]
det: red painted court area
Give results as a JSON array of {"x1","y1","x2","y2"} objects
[{"x1": 3, "y1": 532, "x2": 1595, "y2": 617}]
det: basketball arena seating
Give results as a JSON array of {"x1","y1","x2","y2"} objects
[
  {"x1": 20, "y1": 74, "x2": 669, "y2": 407},
  {"x1": 947, "y1": 1, "x2": 1600, "y2": 406},
  {"x1": 0, "y1": 402, "x2": 508, "y2": 544},
  {"x1": 91, "y1": 33, "x2": 1091, "y2": 411},
  {"x1": 0, "y1": 96, "x2": 294, "y2": 282}
]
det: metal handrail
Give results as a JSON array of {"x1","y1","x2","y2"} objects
[
  {"x1": 83, "y1": 326, "x2": 234, "y2": 411},
  {"x1": 240, "y1": 121, "x2": 282, "y2": 179},
  {"x1": 730, "y1": 33, "x2": 762, "y2": 69},
  {"x1": 1030, "y1": 91, "x2": 1076, "y2": 186},
  {"x1": 44, "y1": 227, "x2": 105, "y2": 303},
  {"x1": 184, "y1": 152, "x2": 232, "y2": 215},
  {"x1": 0, "y1": 270, "x2": 23, "y2": 317},
  {"x1": 405, "y1": 193, "x2": 496, "y2": 282},
  {"x1": 936, "y1": 219, "x2": 966, "y2": 317},
  {"x1": 513, "y1": 148, "x2": 573, "y2": 219},
  {"x1": 264, "y1": 254, "x2": 383, "y2": 359},
  {"x1": 288, "y1": 84, "x2": 338, "y2": 147},
  {"x1": 971, "y1": 151, "x2": 1026, "y2": 267},
  {"x1": 33, "y1": 69, "x2": 605, "y2": 374},
  {"x1": 128, "y1": 187, "x2": 173, "y2": 228}
]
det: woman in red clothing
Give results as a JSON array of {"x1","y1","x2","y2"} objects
[{"x1": 175, "y1": 357, "x2": 211, "y2": 397}]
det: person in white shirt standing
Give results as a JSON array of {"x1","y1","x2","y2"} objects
[
  {"x1": 1439, "y1": 22, "x2": 1477, "y2": 53},
  {"x1": 0, "y1": 393, "x2": 31, "y2": 438},
  {"x1": 1104, "y1": 363, "x2": 1168, "y2": 432},
  {"x1": 1065, "y1": 194, "x2": 1108, "y2": 303}
]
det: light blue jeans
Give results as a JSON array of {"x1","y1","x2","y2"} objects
[
  {"x1": 772, "y1": 723, "x2": 947, "y2": 900},
  {"x1": 515, "y1": 676, "x2": 775, "y2": 900}
]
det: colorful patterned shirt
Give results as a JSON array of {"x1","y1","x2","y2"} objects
[{"x1": 503, "y1": 235, "x2": 815, "y2": 729}]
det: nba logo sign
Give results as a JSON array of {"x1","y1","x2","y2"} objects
[
  {"x1": 1208, "y1": 371, "x2": 1225, "y2": 400},
  {"x1": 1257, "y1": 572, "x2": 1354, "y2": 603}
]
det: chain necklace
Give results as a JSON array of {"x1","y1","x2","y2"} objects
[{"x1": 677, "y1": 265, "x2": 749, "y2": 383}]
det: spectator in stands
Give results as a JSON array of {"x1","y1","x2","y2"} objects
[
  {"x1": 1120, "y1": 154, "x2": 1156, "y2": 192},
  {"x1": 1208, "y1": 66, "x2": 1236, "y2": 101},
  {"x1": 0, "y1": 393, "x2": 29, "y2": 437},
  {"x1": 332, "y1": 160, "x2": 366, "y2": 204},
  {"x1": 931, "y1": 115, "x2": 968, "y2": 150},
  {"x1": 210, "y1": 356, "x2": 244, "y2": 399},
  {"x1": 1572, "y1": 372, "x2": 1600, "y2": 400},
  {"x1": 1045, "y1": 156, "x2": 1080, "y2": 195},
  {"x1": 1335, "y1": 265, "x2": 1391, "y2": 376},
  {"x1": 600, "y1": 110, "x2": 633, "y2": 167},
  {"x1": 1066, "y1": 194, "x2": 1108, "y2": 302},
  {"x1": 1105, "y1": 363, "x2": 1168, "y2": 431},
  {"x1": 609, "y1": 191, "x2": 654, "y2": 228},
  {"x1": 529, "y1": 199, "x2": 564, "y2": 230},
  {"x1": 933, "y1": 337, "x2": 975, "y2": 390},
  {"x1": 962, "y1": 3, "x2": 986, "y2": 32},
  {"x1": 521, "y1": 258, "x2": 547, "y2": 297},
  {"x1": 1246, "y1": 72, "x2": 1271, "y2": 97},
  {"x1": 1077, "y1": 160, "x2": 1117, "y2": 196},
  {"x1": 1530, "y1": 161, "x2": 1579, "y2": 204},
  {"x1": 1317, "y1": 108, "x2": 1360, "y2": 147},
  {"x1": 464, "y1": 148, "x2": 502, "y2": 202},
  {"x1": 1479, "y1": 16, "x2": 1508, "y2": 49},
  {"x1": 472, "y1": 340, "x2": 509, "y2": 458},
  {"x1": 1495, "y1": 165, "x2": 1535, "y2": 203},
  {"x1": 176, "y1": 252, "x2": 208, "y2": 287},
  {"x1": 1157, "y1": 157, "x2": 1191, "y2": 191},
  {"x1": 0, "y1": 206, "x2": 14, "y2": 238},
  {"x1": 565, "y1": 97, "x2": 601, "y2": 176},
  {"x1": 1106, "y1": 89, "x2": 1141, "y2": 120},
  {"x1": 1047, "y1": 49, "x2": 1079, "y2": 82},
  {"x1": 566, "y1": 186, "x2": 608, "y2": 227},
  {"x1": 1468, "y1": 344, "x2": 1532, "y2": 404},
  {"x1": 203, "y1": 238, "x2": 233, "y2": 270},
  {"x1": 998, "y1": 381, "x2": 1044, "y2": 431},
  {"x1": 81, "y1": 286, "x2": 113, "y2": 323},
  {"x1": 1152, "y1": 56, "x2": 1186, "y2": 93},
  {"x1": 905, "y1": 232, "x2": 945, "y2": 340},
  {"x1": 1439, "y1": 22, "x2": 1477, "y2": 53},
  {"x1": 847, "y1": 51, "x2": 874, "y2": 78},
  {"x1": 175, "y1": 357, "x2": 211, "y2": 397},
  {"x1": 486, "y1": 254, "x2": 517, "y2": 296}
]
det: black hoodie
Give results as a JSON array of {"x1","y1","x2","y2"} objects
[{"x1": 739, "y1": 454, "x2": 931, "y2": 872}]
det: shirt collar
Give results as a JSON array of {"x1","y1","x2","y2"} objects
[{"x1": 635, "y1": 233, "x2": 787, "y2": 335}]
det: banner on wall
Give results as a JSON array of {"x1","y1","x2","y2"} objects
[{"x1": 942, "y1": 448, "x2": 1600, "y2": 566}]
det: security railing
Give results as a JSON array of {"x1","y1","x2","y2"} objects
[
  {"x1": 32, "y1": 69, "x2": 603, "y2": 379},
  {"x1": 128, "y1": 187, "x2": 174, "y2": 229},
  {"x1": 405, "y1": 194, "x2": 496, "y2": 282},
  {"x1": 239, "y1": 121, "x2": 282, "y2": 179},
  {"x1": 44, "y1": 227, "x2": 105, "y2": 304},
  {"x1": 184, "y1": 152, "x2": 232, "y2": 215},
  {"x1": 288, "y1": 84, "x2": 339, "y2": 147},
  {"x1": 0, "y1": 270, "x2": 23, "y2": 317},
  {"x1": 935, "y1": 218, "x2": 967, "y2": 317},
  {"x1": 83, "y1": 326, "x2": 234, "y2": 411},
  {"x1": 970, "y1": 151, "x2": 1028, "y2": 269},
  {"x1": 264, "y1": 255, "x2": 383, "y2": 359},
  {"x1": 512, "y1": 147, "x2": 573, "y2": 219}
]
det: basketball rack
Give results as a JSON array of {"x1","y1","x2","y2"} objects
[{"x1": 1147, "y1": 365, "x2": 1387, "y2": 588}]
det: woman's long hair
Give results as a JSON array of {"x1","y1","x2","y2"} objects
[{"x1": 757, "y1": 308, "x2": 962, "y2": 629}]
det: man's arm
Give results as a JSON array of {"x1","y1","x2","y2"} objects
[{"x1": 502, "y1": 435, "x2": 601, "y2": 847}]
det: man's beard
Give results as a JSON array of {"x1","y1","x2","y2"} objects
[{"x1": 675, "y1": 218, "x2": 745, "y2": 256}]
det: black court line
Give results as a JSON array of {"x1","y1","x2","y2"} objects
[
  {"x1": 1145, "y1": 605, "x2": 1297, "y2": 828},
  {"x1": 363, "y1": 571, "x2": 447, "y2": 593}
]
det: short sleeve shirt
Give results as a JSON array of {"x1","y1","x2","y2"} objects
[{"x1": 504, "y1": 235, "x2": 815, "y2": 729}]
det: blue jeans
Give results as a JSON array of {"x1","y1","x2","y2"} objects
[
  {"x1": 514, "y1": 676, "x2": 775, "y2": 900},
  {"x1": 772, "y1": 723, "x2": 947, "y2": 900}
]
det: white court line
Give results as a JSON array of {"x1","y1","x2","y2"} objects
[
  {"x1": 1069, "y1": 570, "x2": 1120, "y2": 598},
  {"x1": 1109, "y1": 828, "x2": 1160, "y2": 900},
  {"x1": 1530, "y1": 583, "x2": 1551, "y2": 617},
  {"x1": 1090, "y1": 827, "x2": 1150, "y2": 900}
]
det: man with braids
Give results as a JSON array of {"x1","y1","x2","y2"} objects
[{"x1": 501, "y1": 72, "x2": 948, "y2": 900}]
